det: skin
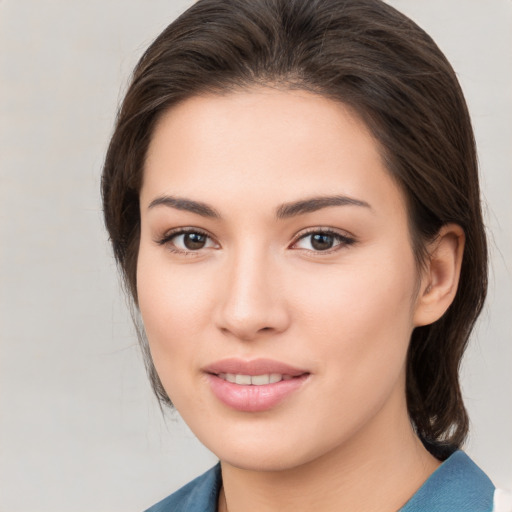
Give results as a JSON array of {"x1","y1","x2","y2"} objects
[{"x1": 137, "y1": 87, "x2": 464, "y2": 512}]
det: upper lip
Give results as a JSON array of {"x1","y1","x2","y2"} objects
[{"x1": 203, "y1": 358, "x2": 309, "y2": 377}]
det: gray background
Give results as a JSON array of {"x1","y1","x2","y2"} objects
[{"x1": 0, "y1": 1, "x2": 510, "y2": 511}]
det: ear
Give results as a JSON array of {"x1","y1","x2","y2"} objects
[{"x1": 413, "y1": 224, "x2": 465, "y2": 327}]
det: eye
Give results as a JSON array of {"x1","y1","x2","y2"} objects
[
  {"x1": 157, "y1": 229, "x2": 219, "y2": 253},
  {"x1": 292, "y1": 230, "x2": 355, "y2": 252}
]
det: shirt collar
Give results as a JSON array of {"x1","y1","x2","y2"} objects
[{"x1": 399, "y1": 450, "x2": 495, "y2": 512}]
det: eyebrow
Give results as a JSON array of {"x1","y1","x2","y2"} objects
[
  {"x1": 275, "y1": 195, "x2": 371, "y2": 219},
  {"x1": 148, "y1": 196, "x2": 220, "y2": 218},
  {"x1": 147, "y1": 194, "x2": 371, "y2": 219}
]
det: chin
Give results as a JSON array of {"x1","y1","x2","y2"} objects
[
  {"x1": 220, "y1": 449, "x2": 311, "y2": 473},
  {"x1": 201, "y1": 428, "x2": 341, "y2": 474}
]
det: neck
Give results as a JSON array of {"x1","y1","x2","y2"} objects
[{"x1": 218, "y1": 399, "x2": 440, "y2": 512}]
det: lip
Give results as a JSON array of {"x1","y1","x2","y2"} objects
[
  {"x1": 203, "y1": 358, "x2": 308, "y2": 377},
  {"x1": 203, "y1": 358, "x2": 310, "y2": 412}
]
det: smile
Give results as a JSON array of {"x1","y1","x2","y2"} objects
[
  {"x1": 216, "y1": 373, "x2": 294, "y2": 385},
  {"x1": 203, "y1": 358, "x2": 310, "y2": 412}
]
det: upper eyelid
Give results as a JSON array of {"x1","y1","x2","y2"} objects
[
  {"x1": 292, "y1": 226, "x2": 355, "y2": 241},
  {"x1": 159, "y1": 226, "x2": 213, "y2": 238}
]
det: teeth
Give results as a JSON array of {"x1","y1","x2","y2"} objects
[
  {"x1": 235, "y1": 374, "x2": 252, "y2": 385},
  {"x1": 218, "y1": 373, "x2": 289, "y2": 385},
  {"x1": 251, "y1": 374, "x2": 270, "y2": 385}
]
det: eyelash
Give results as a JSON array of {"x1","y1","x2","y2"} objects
[
  {"x1": 156, "y1": 227, "x2": 217, "y2": 256},
  {"x1": 155, "y1": 227, "x2": 356, "y2": 255},
  {"x1": 291, "y1": 228, "x2": 356, "y2": 253}
]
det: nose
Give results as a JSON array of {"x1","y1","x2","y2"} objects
[{"x1": 214, "y1": 246, "x2": 291, "y2": 341}]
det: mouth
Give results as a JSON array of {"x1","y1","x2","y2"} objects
[
  {"x1": 216, "y1": 373, "x2": 296, "y2": 385},
  {"x1": 203, "y1": 358, "x2": 310, "y2": 412}
]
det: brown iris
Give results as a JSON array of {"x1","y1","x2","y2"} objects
[
  {"x1": 310, "y1": 233, "x2": 335, "y2": 251},
  {"x1": 183, "y1": 232, "x2": 208, "y2": 250}
]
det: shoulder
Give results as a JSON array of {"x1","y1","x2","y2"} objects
[
  {"x1": 400, "y1": 450, "x2": 496, "y2": 512},
  {"x1": 144, "y1": 464, "x2": 222, "y2": 512}
]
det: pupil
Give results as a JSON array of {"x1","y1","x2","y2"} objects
[
  {"x1": 184, "y1": 233, "x2": 206, "y2": 250},
  {"x1": 311, "y1": 233, "x2": 334, "y2": 250}
]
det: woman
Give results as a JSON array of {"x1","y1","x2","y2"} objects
[{"x1": 102, "y1": 0, "x2": 510, "y2": 510}]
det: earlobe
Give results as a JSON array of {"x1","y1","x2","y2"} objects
[{"x1": 413, "y1": 224, "x2": 465, "y2": 327}]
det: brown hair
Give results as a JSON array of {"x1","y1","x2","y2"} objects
[{"x1": 102, "y1": 0, "x2": 487, "y2": 458}]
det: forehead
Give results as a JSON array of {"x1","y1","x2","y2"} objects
[{"x1": 141, "y1": 87, "x2": 407, "y2": 223}]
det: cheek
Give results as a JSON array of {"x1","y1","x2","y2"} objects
[
  {"x1": 136, "y1": 248, "x2": 217, "y2": 382},
  {"x1": 293, "y1": 250, "x2": 418, "y2": 380},
  {"x1": 136, "y1": 259, "x2": 221, "y2": 417},
  {"x1": 289, "y1": 255, "x2": 418, "y2": 441},
  {"x1": 297, "y1": 252, "x2": 416, "y2": 327}
]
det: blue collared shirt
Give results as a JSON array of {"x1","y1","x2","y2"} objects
[{"x1": 145, "y1": 450, "x2": 496, "y2": 512}]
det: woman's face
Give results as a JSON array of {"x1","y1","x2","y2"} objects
[{"x1": 137, "y1": 88, "x2": 427, "y2": 471}]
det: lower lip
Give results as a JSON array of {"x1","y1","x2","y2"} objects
[{"x1": 206, "y1": 374, "x2": 309, "y2": 412}]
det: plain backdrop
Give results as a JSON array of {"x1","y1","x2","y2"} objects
[{"x1": 0, "y1": 1, "x2": 510, "y2": 511}]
